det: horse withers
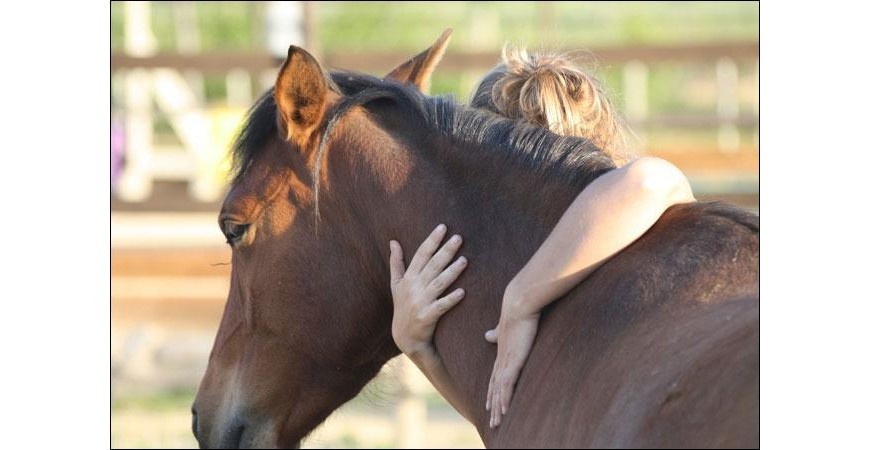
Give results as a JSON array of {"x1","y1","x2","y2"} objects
[{"x1": 192, "y1": 34, "x2": 759, "y2": 448}]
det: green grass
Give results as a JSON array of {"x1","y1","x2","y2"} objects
[{"x1": 112, "y1": 387, "x2": 197, "y2": 412}]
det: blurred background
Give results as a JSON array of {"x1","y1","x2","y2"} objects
[{"x1": 110, "y1": 2, "x2": 758, "y2": 448}]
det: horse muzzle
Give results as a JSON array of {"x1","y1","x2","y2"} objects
[{"x1": 192, "y1": 402, "x2": 271, "y2": 449}]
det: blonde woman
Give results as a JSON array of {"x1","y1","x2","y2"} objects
[{"x1": 389, "y1": 47, "x2": 696, "y2": 427}]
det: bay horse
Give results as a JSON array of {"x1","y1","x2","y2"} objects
[{"x1": 193, "y1": 35, "x2": 759, "y2": 448}]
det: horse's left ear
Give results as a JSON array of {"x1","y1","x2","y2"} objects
[
  {"x1": 385, "y1": 28, "x2": 453, "y2": 94},
  {"x1": 275, "y1": 46, "x2": 329, "y2": 141}
]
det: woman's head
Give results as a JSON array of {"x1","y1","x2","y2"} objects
[{"x1": 471, "y1": 46, "x2": 631, "y2": 158}]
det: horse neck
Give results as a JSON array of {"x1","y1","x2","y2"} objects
[{"x1": 378, "y1": 136, "x2": 608, "y2": 432}]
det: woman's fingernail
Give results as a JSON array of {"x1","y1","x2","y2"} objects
[
  {"x1": 458, "y1": 256, "x2": 467, "y2": 265},
  {"x1": 436, "y1": 224, "x2": 446, "y2": 233},
  {"x1": 457, "y1": 289, "x2": 465, "y2": 298}
]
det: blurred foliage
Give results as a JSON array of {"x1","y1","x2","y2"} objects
[
  {"x1": 111, "y1": 2, "x2": 758, "y2": 53},
  {"x1": 194, "y1": 2, "x2": 259, "y2": 51},
  {"x1": 112, "y1": 2, "x2": 260, "y2": 52},
  {"x1": 315, "y1": 1, "x2": 758, "y2": 52},
  {"x1": 649, "y1": 62, "x2": 717, "y2": 114}
]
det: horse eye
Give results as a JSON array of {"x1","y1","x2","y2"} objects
[{"x1": 222, "y1": 222, "x2": 250, "y2": 245}]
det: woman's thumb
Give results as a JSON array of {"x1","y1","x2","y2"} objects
[{"x1": 484, "y1": 329, "x2": 498, "y2": 343}]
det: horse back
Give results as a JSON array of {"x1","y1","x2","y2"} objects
[{"x1": 491, "y1": 202, "x2": 759, "y2": 448}]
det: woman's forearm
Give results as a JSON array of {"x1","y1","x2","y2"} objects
[
  {"x1": 507, "y1": 157, "x2": 695, "y2": 313},
  {"x1": 388, "y1": 229, "x2": 474, "y2": 422},
  {"x1": 407, "y1": 348, "x2": 474, "y2": 422}
]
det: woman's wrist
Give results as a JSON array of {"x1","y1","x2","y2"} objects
[
  {"x1": 406, "y1": 344, "x2": 441, "y2": 367},
  {"x1": 503, "y1": 279, "x2": 540, "y2": 318},
  {"x1": 396, "y1": 338, "x2": 430, "y2": 358}
]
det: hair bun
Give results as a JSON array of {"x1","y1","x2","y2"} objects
[{"x1": 479, "y1": 45, "x2": 632, "y2": 160}]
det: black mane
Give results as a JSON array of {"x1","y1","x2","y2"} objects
[
  {"x1": 229, "y1": 70, "x2": 616, "y2": 187},
  {"x1": 229, "y1": 89, "x2": 277, "y2": 184}
]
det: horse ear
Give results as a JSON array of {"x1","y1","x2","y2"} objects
[
  {"x1": 275, "y1": 46, "x2": 329, "y2": 140},
  {"x1": 385, "y1": 28, "x2": 453, "y2": 94}
]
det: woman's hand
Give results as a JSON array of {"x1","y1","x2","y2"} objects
[
  {"x1": 389, "y1": 224, "x2": 468, "y2": 358},
  {"x1": 485, "y1": 288, "x2": 542, "y2": 428}
]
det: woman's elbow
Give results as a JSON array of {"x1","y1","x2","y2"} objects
[{"x1": 624, "y1": 157, "x2": 695, "y2": 204}]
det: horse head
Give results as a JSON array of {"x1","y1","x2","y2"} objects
[{"x1": 192, "y1": 32, "x2": 454, "y2": 448}]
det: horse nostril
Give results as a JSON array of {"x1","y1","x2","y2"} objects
[
  {"x1": 191, "y1": 406, "x2": 199, "y2": 440},
  {"x1": 228, "y1": 423, "x2": 246, "y2": 447}
]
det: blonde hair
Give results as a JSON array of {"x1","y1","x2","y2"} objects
[{"x1": 471, "y1": 46, "x2": 633, "y2": 161}]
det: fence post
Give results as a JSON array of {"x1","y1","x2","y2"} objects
[
  {"x1": 266, "y1": 2, "x2": 306, "y2": 55},
  {"x1": 173, "y1": 1, "x2": 206, "y2": 104},
  {"x1": 117, "y1": 2, "x2": 157, "y2": 202},
  {"x1": 624, "y1": 60, "x2": 649, "y2": 152},
  {"x1": 226, "y1": 69, "x2": 253, "y2": 107},
  {"x1": 395, "y1": 356, "x2": 427, "y2": 448},
  {"x1": 123, "y1": 1, "x2": 157, "y2": 57},
  {"x1": 118, "y1": 70, "x2": 154, "y2": 202},
  {"x1": 716, "y1": 57, "x2": 740, "y2": 152}
]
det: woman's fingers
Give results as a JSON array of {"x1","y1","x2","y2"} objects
[
  {"x1": 485, "y1": 324, "x2": 499, "y2": 416},
  {"x1": 389, "y1": 240, "x2": 405, "y2": 286},
  {"x1": 493, "y1": 386, "x2": 508, "y2": 426},
  {"x1": 421, "y1": 234, "x2": 463, "y2": 280},
  {"x1": 486, "y1": 316, "x2": 540, "y2": 427},
  {"x1": 426, "y1": 255, "x2": 467, "y2": 296},
  {"x1": 492, "y1": 315, "x2": 540, "y2": 426},
  {"x1": 489, "y1": 360, "x2": 517, "y2": 427},
  {"x1": 486, "y1": 366, "x2": 496, "y2": 412},
  {"x1": 498, "y1": 364, "x2": 521, "y2": 416},
  {"x1": 484, "y1": 329, "x2": 501, "y2": 428},
  {"x1": 424, "y1": 288, "x2": 465, "y2": 323},
  {"x1": 488, "y1": 355, "x2": 504, "y2": 428},
  {"x1": 407, "y1": 224, "x2": 447, "y2": 274},
  {"x1": 491, "y1": 389, "x2": 497, "y2": 427}
]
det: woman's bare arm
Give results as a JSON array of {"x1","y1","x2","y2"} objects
[
  {"x1": 486, "y1": 157, "x2": 696, "y2": 427},
  {"x1": 389, "y1": 226, "x2": 473, "y2": 421}
]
